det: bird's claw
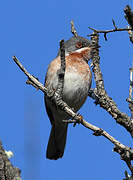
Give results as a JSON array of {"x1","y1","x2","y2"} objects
[{"x1": 73, "y1": 113, "x2": 83, "y2": 127}]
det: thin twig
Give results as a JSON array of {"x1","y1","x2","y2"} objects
[
  {"x1": 112, "y1": 18, "x2": 118, "y2": 29},
  {"x1": 12, "y1": 56, "x2": 48, "y2": 94},
  {"x1": 126, "y1": 161, "x2": 133, "y2": 176},
  {"x1": 88, "y1": 6, "x2": 133, "y2": 42},
  {"x1": 88, "y1": 26, "x2": 132, "y2": 34},
  {"x1": 88, "y1": 26, "x2": 132, "y2": 40},
  {"x1": 88, "y1": 17, "x2": 132, "y2": 41},
  {"x1": 71, "y1": 20, "x2": 78, "y2": 37}
]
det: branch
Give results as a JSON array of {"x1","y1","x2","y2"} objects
[
  {"x1": 87, "y1": 6, "x2": 133, "y2": 43},
  {"x1": 124, "y1": 5, "x2": 133, "y2": 29},
  {"x1": 88, "y1": 16, "x2": 133, "y2": 41},
  {"x1": 0, "y1": 140, "x2": 22, "y2": 180},
  {"x1": 127, "y1": 26, "x2": 133, "y2": 44},
  {"x1": 55, "y1": 40, "x2": 66, "y2": 96},
  {"x1": 89, "y1": 33, "x2": 133, "y2": 137},
  {"x1": 88, "y1": 26, "x2": 132, "y2": 41},
  {"x1": 88, "y1": 26, "x2": 131, "y2": 34},
  {"x1": 124, "y1": 5, "x2": 133, "y2": 44},
  {"x1": 12, "y1": 56, "x2": 83, "y2": 123},
  {"x1": 124, "y1": 171, "x2": 133, "y2": 180},
  {"x1": 12, "y1": 54, "x2": 133, "y2": 175},
  {"x1": 12, "y1": 56, "x2": 48, "y2": 94},
  {"x1": 12, "y1": 32, "x2": 133, "y2": 174},
  {"x1": 70, "y1": 20, "x2": 78, "y2": 37}
]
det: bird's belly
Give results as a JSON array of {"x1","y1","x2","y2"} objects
[{"x1": 62, "y1": 72, "x2": 89, "y2": 111}]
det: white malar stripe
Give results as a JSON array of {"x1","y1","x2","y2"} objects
[
  {"x1": 65, "y1": 47, "x2": 89, "y2": 56},
  {"x1": 75, "y1": 47, "x2": 89, "y2": 53}
]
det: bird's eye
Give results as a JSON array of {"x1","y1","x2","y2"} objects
[{"x1": 75, "y1": 42, "x2": 82, "y2": 49}]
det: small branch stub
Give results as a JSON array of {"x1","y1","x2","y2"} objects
[
  {"x1": 70, "y1": 20, "x2": 78, "y2": 37},
  {"x1": 112, "y1": 18, "x2": 118, "y2": 29}
]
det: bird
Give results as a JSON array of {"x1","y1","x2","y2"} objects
[{"x1": 44, "y1": 36, "x2": 92, "y2": 160}]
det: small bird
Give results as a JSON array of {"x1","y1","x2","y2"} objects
[{"x1": 44, "y1": 36, "x2": 92, "y2": 160}]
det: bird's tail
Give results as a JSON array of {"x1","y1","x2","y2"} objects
[{"x1": 46, "y1": 123, "x2": 68, "y2": 160}]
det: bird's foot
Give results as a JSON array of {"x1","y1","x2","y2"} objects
[{"x1": 73, "y1": 113, "x2": 83, "y2": 127}]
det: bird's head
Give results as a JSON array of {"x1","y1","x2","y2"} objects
[{"x1": 58, "y1": 36, "x2": 93, "y2": 62}]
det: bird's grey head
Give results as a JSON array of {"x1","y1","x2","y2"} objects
[{"x1": 57, "y1": 36, "x2": 92, "y2": 56}]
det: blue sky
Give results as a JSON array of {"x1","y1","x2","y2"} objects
[{"x1": 1, "y1": 0, "x2": 133, "y2": 179}]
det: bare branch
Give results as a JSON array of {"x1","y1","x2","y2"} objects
[
  {"x1": 9, "y1": 4, "x2": 133, "y2": 179},
  {"x1": 124, "y1": 5, "x2": 133, "y2": 29},
  {"x1": 123, "y1": 171, "x2": 133, "y2": 180},
  {"x1": 88, "y1": 5, "x2": 133, "y2": 43},
  {"x1": 12, "y1": 55, "x2": 133, "y2": 166},
  {"x1": 12, "y1": 56, "x2": 84, "y2": 123},
  {"x1": 65, "y1": 116, "x2": 133, "y2": 155},
  {"x1": 88, "y1": 27, "x2": 132, "y2": 34},
  {"x1": 88, "y1": 26, "x2": 132, "y2": 40},
  {"x1": 12, "y1": 54, "x2": 133, "y2": 174},
  {"x1": 126, "y1": 161, "x2": 133, "y2": 176},
  {"x1": 70, "y1": 20, "x2": 78, "y2": 37},
  {"x1": 66, "y1": 115, "x2": 133, "y2": 175},
  {"x1": 89, "y1": 33, "x2": 133, "y2": 137},
  {"x1": 12, "y1": 56, "x2": 48, "y2": 94},
  {"x1": 55, "y1": 39, "x2": 66, "y2": 97}
]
